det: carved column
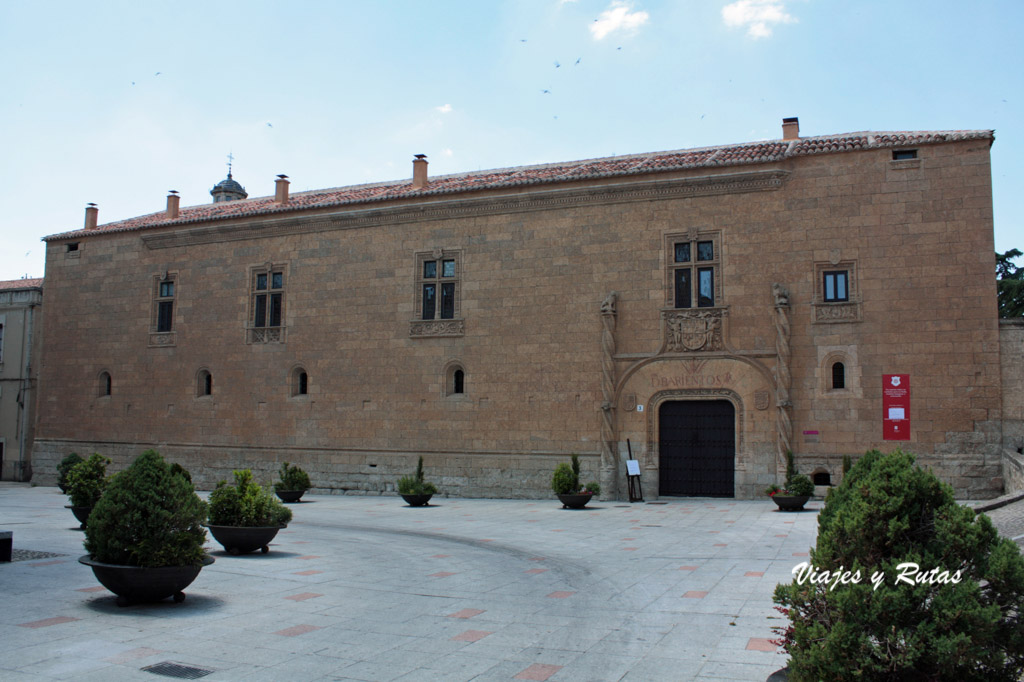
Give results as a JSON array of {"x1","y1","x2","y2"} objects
[
  {"x1": 599, "y1": 292, "x2": 618, "y2": 498},
  {"x1": 773, "y1": 283, "x2": 792, "y2": 474}
]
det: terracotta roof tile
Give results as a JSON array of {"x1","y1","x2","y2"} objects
[
  {"x1": 0, "y1": 278, "x2": 43, "y2": 290},
  {"x1": 44, "y1": 129, "x2": 993, "y2": 242}
]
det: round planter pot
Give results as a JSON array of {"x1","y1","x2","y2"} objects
[
  {"x1": 206, "y1": 524, "x2": 285, "y2": 555},
  {"x1": 65, "y1": 505, "x2": 93, "y2": 529},
  {"x1": 401, "y1": 493, "x2": 433, "y2": 507},
  {"x1": 274, "y1": 489, "x2": 305, "y2": 503},
  {"x1": 771, "y1": 495, "x2": 810, "y2": 511},
  {"x1": 79, "y1": 554, "x2": 214, "y2": 606},
  {"x1": 557, "y1": 493, "x2": 594, "y2": 509}
]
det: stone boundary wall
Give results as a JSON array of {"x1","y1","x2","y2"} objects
[{"x1": 31, "y1": 439, "x2": 601, "y2": 499}]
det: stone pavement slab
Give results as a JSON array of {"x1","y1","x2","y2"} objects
[{"x1": 1, "y1": 485, "x2": 821, "y2": 680}]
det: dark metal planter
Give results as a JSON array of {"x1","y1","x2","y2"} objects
[
  {"x1": 65, "y1": 505, "x2": 92, "y2": 529},
  {"x1": 206, "y1": 524, "x2": 285, "y2": 555},
  {"x1": 771, "y1": 495, "x2": 810, "y2": 511},
  {"x1": 401, "y1": 494, "x2": 433, "y2": 507},
  {"x1": 79, "y1": 555, "x2": 214, "y2": 606},
  {"x1": 274, "y1": 489, "x2": 305, "y2": 503},
  {"x1": 557, "y1": 493, "x2": 594, "y2": 509}
]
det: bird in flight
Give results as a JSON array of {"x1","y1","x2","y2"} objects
[
  {"x1": 575, "y1": 58, "x2": 581, "y2": 65},
  {"x1": 267, "y1": 122, "x2": 273, "y2": 128},
  {"x1": 541, "y1": 89, "x2": 551, "y2": 94},
  {"x1": 554, "y1": 61, "x2": 560, "y2": 68}
]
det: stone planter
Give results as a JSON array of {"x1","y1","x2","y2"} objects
[
  {"x1": 79, "y1": 555, "x2": 214, "y2": 606},
  {"x1": 771, "y1": 495, "x2": 810, "y2": 511},
  {"x1": 557, "y1": 493, "x2": 594, "y2": 509},
  {"x1": 66, "y1": 505, "x2": 92, "y2": 529},
  {"x1": 206, "y1": 525, "x2": 285, "y2": 555},
  {"x1": 400, "y1": 493, "x2": 433, "y2": 507},
  {"x1": 275, "y1": 489, "x2": 305, "y2": 503}
]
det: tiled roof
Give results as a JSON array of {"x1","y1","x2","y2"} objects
[
  {"x1": 44, "y1": 129, "x2": 993, "y2": 242},
  {"x1": 0, "y1": 278, "x2": 43, "y2": 290}
]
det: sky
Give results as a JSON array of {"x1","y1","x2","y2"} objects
[{"x1": 1, "y1": 0, "x2": 1022, "y2": 282}]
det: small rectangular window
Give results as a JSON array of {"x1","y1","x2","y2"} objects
[
  {"x1": 422, "y1": 284, "x2": 436, "y2": 320},
  {"x1": 674, "y1": 243, "x2": 691, "y2": 263},
  {"x1": 157, "y1": 301, "x2": 174, "y2": 332},
  {"x1": 697, "y1": 268, "x2": 715, "y2": 307},
  {"x1": 674, "y1": 269, "x2": 691, "y2": 309},
  {"x1": 442, "y1": 259, "x2": 456, "y2": 278},
  {"x1": 697, "y1": 241, "x2": 714, "y2": 261},
  {"x1": 424, "y1": 261, "x2": 437, "y2": 279},
  {"x1": 271, "y1": 272, "x2": 283, "y2": 289},
  {"x1": 159, "y1": 282, "x2": 174, "y2": 297},
  {"x1": 440, "y1": 282, "x2": 455, "y2": 319},
  {"x1": 892, "y1": 149, "x2": 917, "y2": 160},
  {"x1": 823, "y1": 271, "x2": 849, "y2": 302},
  {"x1": 254, "y1": 295, "x2": 267, "y2": 327},
  {"x1": 269, "y1": 293, "x2": 283, "y2": 327},
  {"x1": 66, "y1": 242, "x2": 79, "y2": 252},
  {"x1": 256, "y1": 274, "x2": 267, "y2": 291}
]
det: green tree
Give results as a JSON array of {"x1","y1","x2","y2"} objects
[
  {"x1": 996, "y1": 248, "x2": 1024, "y2": 318},
  {"x1": 773, "y1": 449, "x2": 1024, "y2": 680}
]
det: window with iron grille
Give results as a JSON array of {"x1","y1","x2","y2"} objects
[{"x1": 248, "y1": 264, "x2": 287, "y2": 343}]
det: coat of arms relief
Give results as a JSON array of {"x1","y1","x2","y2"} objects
[{"x1": 662, "y1": 308, "x2": 727, "y2": 353}]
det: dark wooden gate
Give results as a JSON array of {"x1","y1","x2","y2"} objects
[{"x1": 658, "y1": 400, "x2": 735, "y2": 497}]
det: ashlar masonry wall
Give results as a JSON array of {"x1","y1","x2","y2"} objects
[{"x1": 31, "y1": 136, "x2": 1003, "y2": 499}]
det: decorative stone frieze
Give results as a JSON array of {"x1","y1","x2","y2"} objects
[
  {"x1": 812, "y1": 301, "x2": 861, "y2": 323},
  {"x1": 409, "y1": 319, "x2": 464, "y2": 338},
  {"x1": 247, "y1": 327, "x2": 285, "y2": 344},
  {"x1": 148, "y1": 332, "x2": 176, "y2": 347}
]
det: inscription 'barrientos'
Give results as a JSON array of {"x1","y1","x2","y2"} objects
[{"x1": 651, "y1": 373, "x2": 733, "y2": 388}]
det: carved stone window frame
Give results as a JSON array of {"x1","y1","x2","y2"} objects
[
  {"x1": 664, "y1": 229, "x2": 722, "y2": 310},
  {"x1": 247, "y1": 262, "x2": 288, "y2": 344},
  {"x1": 149, "y1": 271, "x2": 177, "y2": 347},
  {"x1": 411, "y1": 248, "x2": 464, "y2": 338},
  {"x1": 811, "y1": 259, "x2": 861, "y2": 324}
]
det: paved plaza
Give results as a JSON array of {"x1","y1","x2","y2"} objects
[{"x1": 1, "y1": 483, "x2": 1021, "y2": 682}]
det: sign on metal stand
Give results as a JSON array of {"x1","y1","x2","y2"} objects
[{"x1": 626, "y1": 439, "x2": 643, "y2": 503}]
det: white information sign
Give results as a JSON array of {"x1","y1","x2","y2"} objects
[{"x1": 626, "y1": 460, "x2": 641, "y2": 476}]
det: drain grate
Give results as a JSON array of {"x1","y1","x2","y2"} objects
[
  {"x1": 141, "y1": 662, "x2": 215, "y2": 679},
  {"x1": 10, "y1": 549, "x2": 67, "y2": 562}
]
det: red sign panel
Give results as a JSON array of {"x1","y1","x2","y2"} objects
[{"x1": 883, "y1": 374, "x2": 910, "y2": 441}]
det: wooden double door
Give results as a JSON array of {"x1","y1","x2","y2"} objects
[{"x1": 658, "y1": 400, "x2": 735, "y2": 497}]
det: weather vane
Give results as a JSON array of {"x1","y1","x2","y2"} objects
[{"x1": 227, "y1": 152, "x2": 235, "y2": 178}]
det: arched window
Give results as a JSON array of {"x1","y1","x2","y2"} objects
[
  {"x1": 291, "y1": 366, "x2": 309, "y2": 397},
  {"x1": 98, "y1": 371, "x2": 111, "y2": 397},
  {"x1": 812, "y1": 470, "x2": 832, "y2": 486},
  {"x1": 197, "y1": 369, "x2": 212, "y2": 397},
  {"x1": 831, "y1": 362, "x2": 845, "y2": 390},
  {"x1": 445, "y1": 363, "x2": 466, "y2": 397}
]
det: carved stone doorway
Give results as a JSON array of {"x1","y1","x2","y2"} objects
[{"x1": 658, "y1": 400, "x2": 735, "y2": 497}]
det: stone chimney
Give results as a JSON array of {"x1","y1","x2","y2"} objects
[
  {"x1": 84, "y1": 203, "x2": 98, "y2": 230},
  {"x1": 167, "y1": 191, "x2": 180, "y2": 219},
  {"x1": 275, "y1": 175, "x2": 290, "y2": 204},
  {"x1": 782, "y1": 117, "x2": 800, "y2": 141},
  {"x1": 411, "y1": 154, "x2": 428, "y2": 190}
]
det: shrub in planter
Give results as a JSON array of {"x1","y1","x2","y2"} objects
[
  {"x1": 84, "y1": 450, "x2": 207, "y2": 568},
  {"x1": 273, "y1": 462, "x2": 311, "y2": 501},
  {"x1": 209, "y1": 470, "x2": 293, "y2": 527},
  {"x1": 397, "y1": 457, "x2": 438, "y2": 505},
  {"x1": 773, "y1": 449, "x2": 1024, "y2": 680},
  {"x1": 66, "y1": 453, "x2": 111, "y2": 508},
  {"x1": 57, "y1": 452, "x2": 83, "y2": 493},
  {"x1": 207, "y1": 470, "x2": 293, "y2": 555},
  {"x1": 552, "y1": 455, "x2": 598, "y2": 508}
]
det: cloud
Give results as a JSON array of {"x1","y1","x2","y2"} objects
[
  {"x1": 722, "y1": 0, "x2": 796, "y2": 38},
  {"x1": 436, "y1": 104, "x2": 453, "y2": 114},
  {"x1": 442, "y1": 148, "x2": 454, "y2": 157},
  {"x1": 590, "y1": 1, "x2": 649, "y2": 41}
]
